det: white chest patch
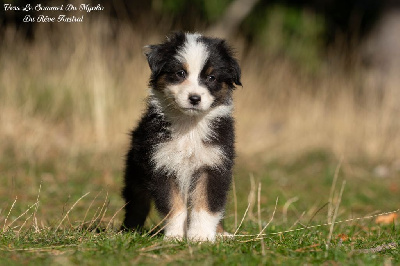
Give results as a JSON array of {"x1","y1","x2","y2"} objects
[{"x1": 151, "y1": 105, "x2": 232, "y2": 195}]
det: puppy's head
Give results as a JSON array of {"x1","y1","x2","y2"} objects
[{"x1": 145, "y1": 32, "x2": 241, "y2": 116}]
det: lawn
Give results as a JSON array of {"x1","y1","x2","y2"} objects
[{"x1": 1, "y1": 150, "x2": 399, "y2": 265}]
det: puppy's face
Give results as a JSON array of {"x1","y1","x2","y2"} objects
[{"x1": 146, "y1": 32, "x2": 241, "y2": 116}]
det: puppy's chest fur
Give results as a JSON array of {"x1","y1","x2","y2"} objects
[{"x1": 151, "y1": 113, "x2": 225, "y2": 194}]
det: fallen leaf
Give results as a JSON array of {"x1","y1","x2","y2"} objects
[
  {"x1": 375, "y1": 213, "x2": 398, "y2": 224},
  {"x1": 337, "y1": 233, "x2": 349, "y2": 241}
]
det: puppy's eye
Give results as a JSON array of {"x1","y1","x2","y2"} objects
[
  {"x1": 207, "y1": 75, "x2": 216, "y2": 82},
  {"x1": 176, "y1": 70, "x2": 186, "y2": 78}
]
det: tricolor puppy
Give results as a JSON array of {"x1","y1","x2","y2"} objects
[{"x1": 122, "y1": 32, "x2": 241, "y2": 241}]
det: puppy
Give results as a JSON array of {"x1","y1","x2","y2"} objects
[{"x1": 122, "y1": 32, "x2": 241, "y2": 241}]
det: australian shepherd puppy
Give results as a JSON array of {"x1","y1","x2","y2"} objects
[{"x1": 122, "y1": 32, "x2": 241, "y2": 241}]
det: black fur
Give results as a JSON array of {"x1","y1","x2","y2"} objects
[
  {"x1": 199, "y1": 37, "x2": 242, "y2": 88},
  {"x1": 146, "y1": 32, "x2": 186, "y2": 88},
  {"x1": 122, "y1": 32, "x2": 241, "y2": 232}
]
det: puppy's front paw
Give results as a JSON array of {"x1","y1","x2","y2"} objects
[
  {"x1": 187, "y1": 228, "x2": 216, "y2": 242},
  {"x1": 163, "y1": 211, "x2": 186, "y2": 241},
  {"x1": 187, "y1": 210, "x2": 222, "y2": 242}
]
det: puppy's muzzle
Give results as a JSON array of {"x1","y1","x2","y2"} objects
[{"x1": 189, "y1": 94, "x2": 201, "y2": 105}]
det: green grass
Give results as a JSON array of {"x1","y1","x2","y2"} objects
[
  {"x1": 1, "y1": 150, "x2": 399, "y2": 265},
  {"x1": 1, "y1": 224, "x2": 398, "y2": 265}
]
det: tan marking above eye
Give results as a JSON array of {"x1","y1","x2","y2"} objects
[
  {"x1": 183, "y1": 62, "x2": 189, "y2": 72},
  {"x1": 205, "y1": 66, "x2": 214, "y2": 75}
]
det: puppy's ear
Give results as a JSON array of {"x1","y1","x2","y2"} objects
[
  {"x1": 230, "y1": 57, "x2": 242, "y2": 87},
  {"x1": 143, "y1": 32, "x2": 185, "y2": 77},
  {"x1": 143, "y1": 44, "x2": 165, "y2": 76},
  {"x1": 216, "y1": 39, "x2": 242, "y2": 87}
]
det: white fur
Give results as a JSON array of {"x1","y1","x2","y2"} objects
[
  {"x1": 164, "y1": 210, "x2": 187, "y2": 240},
  {"x1": 187, "y1": 210, "x2": 223, "y2": 242},
  {"x1": 167, "y1": 33, "x2": 214, "y2": 113},
  {"x1": 151, "y1": 104, "x2": 232, "y2": 195},
  {"x1": 176, "y1": 33, "x2": 208, "y2": 80}
]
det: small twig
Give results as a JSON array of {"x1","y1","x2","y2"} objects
[
  {"x1": 235, "y1": 208, "x2": 400, "y2": 239},
  {"x1": 282, "y1": 197, "x2": 299, "y2": 224},
  {"x1": 17, "y1": 213, "x2": 34, "y2": 235},
  {"x1": 232, "y1": 177, "x2": 238, "y2": 230},
  {"x1": 55, "y1": 192, "x2": 90, "y2": 232},
  {"x1": 87, "y1": 191, "x2": 109, "y2": 230},
  {"x1": 234, "y1": 203, "x2": 251, "y2": 236},
  {"x1": 99, "y1": 192, "x2": 109, "y2": 224},
  {"x1": 3, "y1": 197, "x2": 17, "y2": 232},
  {"x1": 150, "y1": 211, "x2": 179, "y2": 239},
  {"x1": 299, "y1": 202, "x2": 329, "y2": 243},
  {"x1": 33, "y1": 182, "x2": 42, "y2": 232},
  {"x1": 257, "y1": 197, "x2": 279, "y2": 239},
  {"x1": 247, "y1": 174, "x2": 256, "y2": 221},
  {"x1": 257, "y1": 182, "x2": 266, "y2": 255},
  {"x1": 106, "y1": 202, "x2": 128, "y2": 231},
  {"x1": 326, "y1": 180, "x2": 346, "y2": 252},
  {"x1": 288, "y1": 211, "x2": 305, "y2": 231},
  {"x1": 91, "y1": 192, "x2": 109, "y2": 231},
  {"x1": 4, "y1": 202, "x2": 38, "y2": 232},
  {"x1": 80, "y1": 190, "x2": 102, "y2": 230},
  {"x1": 146, "y1": 209, "x2": 173, "y2": 237},
  {"x1": 328, "y1": 157, "x2": 343, "y2": 223},
  {"x1": 93, "y1": 204, "x2": 109, "y2": 232}
]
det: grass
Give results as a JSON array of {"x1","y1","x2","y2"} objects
[
  {"x1": 1, "y1": 226, "x2": 398, "y2": 265},
  {"x1": 1, "y1": 150, "x2": 399, "y2": 264},
  {"x1": 1, "y1": 17, "x2": 400, "y2": 265}
]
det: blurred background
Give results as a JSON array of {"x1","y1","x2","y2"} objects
[{"x1": 1, "y1": 0, "x2": 399, "y2": 228}]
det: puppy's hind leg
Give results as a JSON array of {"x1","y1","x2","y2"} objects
[
  {"x1": 121, "y1": 157, "x2": 151, "y2": 231},
  {"x1": 121, "y1": 185, "x2": 151, "y2": 231}
]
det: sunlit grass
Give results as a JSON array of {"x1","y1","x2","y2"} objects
[{"x1": 1, "y1": 151, "x2": 399, "y2": 264}]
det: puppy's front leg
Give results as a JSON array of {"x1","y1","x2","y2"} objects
[
  {"x1": 159, "y1": 181, "x2": 187, "y2": 240},
  {"x1": 187, "y1": 170, "x2": 230, "y2": 242},
  {"x1": 187, "y1": 209, "x2": 223, "y2": 242}
]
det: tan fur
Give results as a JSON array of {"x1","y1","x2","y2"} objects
[
  {"x1": 164, "y1": 180, "x2": 187, "y2": 238},
  {"x1": 190, "y1": 171, "x2": 209, "y2": 212},
  {"x1": 170, "y1": 180, "x2": 185, "y2": 214},
  {"x1": 213, "y1": 82, "x2": 231, "y2": 104},
  {"x1": 190, "y1": 172, "x2": 227, "y2": 236},
  {"x1": 156, "y1": 74, "x2": 168, "y2": 90},
  {"x1": 205, "y1": 66, "x2": 214, "y2": 75}
]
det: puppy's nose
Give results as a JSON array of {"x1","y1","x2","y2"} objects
[{"x1": 188, "y1": 94, "x2": 201, "y2": 105}]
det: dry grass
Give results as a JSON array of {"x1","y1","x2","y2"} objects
[{"x1": 1, "y1": 19, "x2": 400, "y2": 170}]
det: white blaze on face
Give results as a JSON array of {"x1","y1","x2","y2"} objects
[
  {"x1": 177, "y1": 33, "x2": 208, "y2": 83},
  {"x1": 166, "y1": 33, "x2": 214, "y2": 114}
]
